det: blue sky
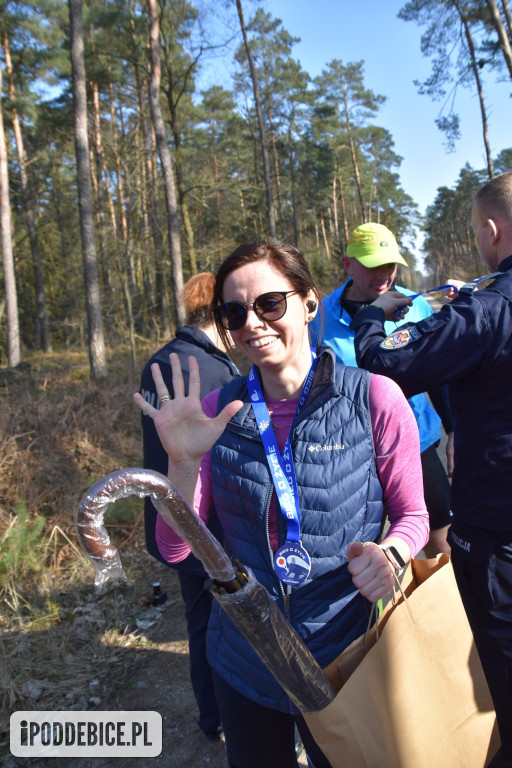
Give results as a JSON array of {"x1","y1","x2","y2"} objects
[
  {"x1": 261, "y1": 0, "x2": 511, "y2": 217},
  {"x1": 198, "y1": 0, "x2": 511, "y2": 262},
  {"x1": 195, "y1": 0, "x2": 511, "y2": 265}
]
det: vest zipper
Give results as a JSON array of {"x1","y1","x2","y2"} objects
[{"x1": 265, "y1": 488, "x2": 291, "y2": 619}]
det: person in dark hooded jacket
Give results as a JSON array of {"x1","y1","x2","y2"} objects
[{"x1": 140, "y1": 272, "x2": 239, "y2": 742}]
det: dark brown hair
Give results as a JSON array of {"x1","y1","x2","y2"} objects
[{"x1": 212, "y1": 238, "x2": 322, "y2": 350}]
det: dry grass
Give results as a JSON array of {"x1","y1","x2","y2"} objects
[
  {"x1": 0, "y1": 349, "x2": 143, "y2": 529},
  {"x1": 0, "y1": 344, "x2": 161, "y2": 740}
]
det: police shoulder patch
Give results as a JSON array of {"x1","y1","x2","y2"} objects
[{"x1": 380, "y1": 328, "x2": 415, "y2": 350}]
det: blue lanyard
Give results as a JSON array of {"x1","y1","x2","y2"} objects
[
  {"x1": 247, "y1": 352, "x2": 318, "y2": 543},
  {"x1": 392, "y1": 284, "x2": 459, "y2": 322}
]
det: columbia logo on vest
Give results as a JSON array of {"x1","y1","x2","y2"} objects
[{"x1": 308, "y1": 443, "x2": 345, "y2": 452}]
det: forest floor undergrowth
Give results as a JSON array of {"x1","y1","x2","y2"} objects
[{"x1": 0, "y1": 346, "x2": 234, "y2": 767}]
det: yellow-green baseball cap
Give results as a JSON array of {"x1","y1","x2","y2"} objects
[{"x1": 347, "y1": 223, "x2": 408, "y2": 267}]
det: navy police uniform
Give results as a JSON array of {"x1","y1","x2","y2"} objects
[
  {"x1": 140, "y1": 325, "x2": 239, "y2": 739},
  {"x1": 351, "y1": 257, "x2": 512, "y2": 764}
]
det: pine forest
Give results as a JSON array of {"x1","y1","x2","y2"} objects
[{"x1": 0, "y1": 0, "x2": 511, "y2": 374}]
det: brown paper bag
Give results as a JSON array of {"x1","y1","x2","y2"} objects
[{"x1": 306, "y1": 555, "x2": 500, "y2": 768}]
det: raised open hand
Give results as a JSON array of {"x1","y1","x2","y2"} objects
[{"x1": 133, "y1": 352, "x2": 242, "y2": 473}]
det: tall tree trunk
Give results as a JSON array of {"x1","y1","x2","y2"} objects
[
  {"x1": 165, "y1": 98, "x2": 197, "y2": 276},
  {"x1": 269, "y1": 108, "x2": 286, "y2": 239},
  {"x1": 133, "y1": 94, "x2": 155, "y2": 331},
  {"x1": 129, "y1": 3, "x2": 167, "y2": 332},
  {"x1": 348, "y1": 132, "x2": 366, "y2": 223},
  {"x1": 147, "y1": 0, "x2": 185, "y2": 328},
  {"x1": 3, "y1": 33, "x2": 51, "y2": 353},
  {"x1": 287, "y1": 125, "x2": 300, "y2": 247},
  {"x1": 238, "y1": 177, "x2": 247, "y2": 229},
  {"x1": 90, "y1": 95, "x2": 136, "y2": 367},
  {"x1": 485, "y1": 0, "x2": 512, "y2": 79},
  {"x1": 235, "y1": 0, "x2": 276, "y2": 237},
  {"x1": 0, "y1": 54, "x2": 20, "y2": 367},
  {"x1": 50, "y1": 159, "x2": 70, "y2": 265},
  {"x1": 115, "y1": 97, "x2": 139, "y2": 327},
  {"x1": 501, "y1": 0, "x2": 512, "y2": 41},
  {"x1": 91, "y1": 75, "x2": 139, "y2": 364},
  {"x1": 455, "y1": 0, "x2": 494, "y2": 178},
  {"x1": 150, "y1": 120, "x2": 171, "y2": 336},
  {"x1": 90, "y1": 79, "x2": 113, "y2": 330},
  {"x1": 213, "y1": 153, "x2": 224, "y2": 254},
  {"x1": 109, "y1": 84, "x2": 128, "y2": 242},
  {"x1": 339, "y1": 82, "x2": 366, "y2": 223},
  {"x1": 160, "y1": 19, "x2": 199, "y2": 275},
  {"x1": 68, "y1": 0, "x2": 107, "y2": 381},
  {"x1": 103, "y1": 94, "x2": 137, "y2": 367},
  {"x1": 263, "y1": 68, "x2": 285, "y2": 238},
  {"x1": 332, "y1": 176, "x2": 339, "y2": 241},
  {"x1": 89, "y1": 83, "x2": 113, "y2": 328},
  {"x1": 337, "y1": 168, "x2": 350, "y2": 244},
  {"x1": 172, "y1": 144, "x2": 197, "y2": 277},
  {"x1": 320, "y1": 215, "x2": 331, "y2": 260}
]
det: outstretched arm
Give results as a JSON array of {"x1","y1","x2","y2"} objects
[
  {"x1": 351, "y1": 291, "x2": 488, "y2": 397},
  {"x1": 133, "y1": 353, "x2": 243, "y2": 505}
]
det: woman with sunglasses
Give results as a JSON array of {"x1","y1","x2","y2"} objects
[{"x1": 134, "y1": 239, "x2": 429, "y2": 768}]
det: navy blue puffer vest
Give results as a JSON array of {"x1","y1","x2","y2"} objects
[{"x1": 207, "y1": 347, "x2": 384, "y2": 712}]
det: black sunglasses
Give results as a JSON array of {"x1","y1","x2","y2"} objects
[{"x1": 213, "y1": 290, "x2": 301, "y2": 331}]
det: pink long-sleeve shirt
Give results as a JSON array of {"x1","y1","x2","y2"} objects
[{"x1": 156, "y1": 373, "x2": 429, "y2": 562}]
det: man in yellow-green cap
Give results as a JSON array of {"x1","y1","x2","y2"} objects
[{"x1": 311, "y1": 222, "x2": 454, "y2": 556}]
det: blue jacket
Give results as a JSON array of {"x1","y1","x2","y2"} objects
[
  {"x1": 311, "y1": 279, "x2": 442, "y2": 453},
  {"x1": 207, "y1": 347, "x2": 384, "y2": 712},
  {"x1": 140, "y1": 325, "x2": 239, "y2": 572},
  {"x1": 352, "y1": 257, "x2": 512, "y2": 537}
]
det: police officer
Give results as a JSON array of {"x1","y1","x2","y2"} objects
[
  {"x1": 311, "y1": 222, "x2": 454, "y2": 557},
  {"x1": 351, "y1": 172, "x2": 512, "y2": 767}
]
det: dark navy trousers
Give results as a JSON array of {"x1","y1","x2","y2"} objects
[
  {"x1": 212, "y1": 669, "x2": 332, "y2": 768},
  {"x1": 178, "y1": 571, "x2": 221, "y2": 736},
  {"x1": 451, "y1": 541, "x2": 512, "y2": 766}
]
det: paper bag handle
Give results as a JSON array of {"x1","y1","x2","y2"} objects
[{"x1": 364, "y1": 564, "x2": 409, "y2": 644}]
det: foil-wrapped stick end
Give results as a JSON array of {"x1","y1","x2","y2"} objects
[{"x1": 76, "y1": 468, "x2": 236, "y2": 591}]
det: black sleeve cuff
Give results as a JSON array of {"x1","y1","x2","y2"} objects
[{"x1": 427, "y1": 386, "x2": 455, "y2": 433}]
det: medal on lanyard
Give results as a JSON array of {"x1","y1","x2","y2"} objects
[{"x1": 248, "y1": 352, "x2": 318, "y2": 586}]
